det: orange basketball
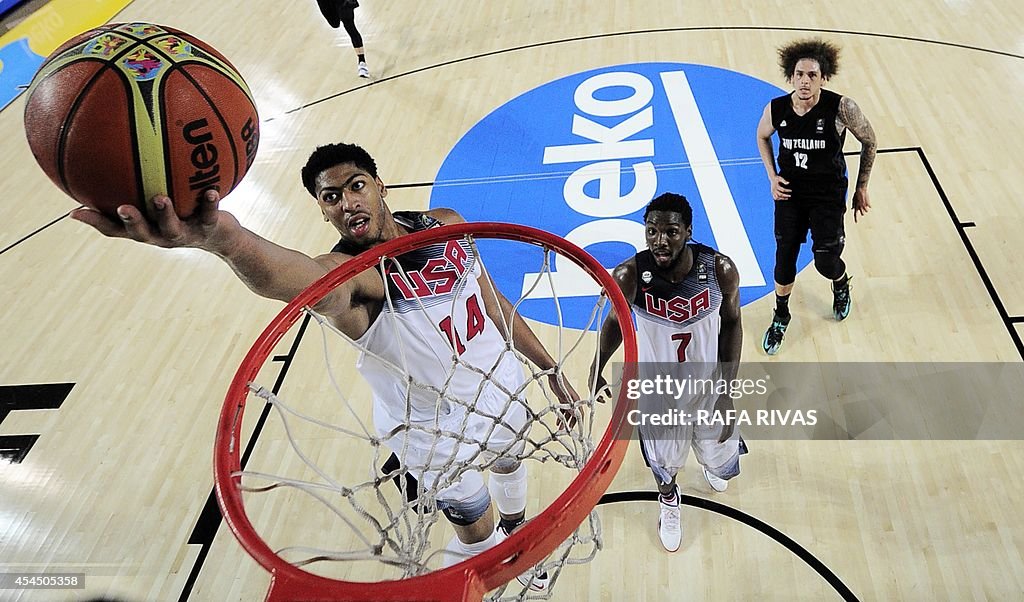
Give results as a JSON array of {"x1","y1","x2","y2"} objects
[{"x1": 23, "y1": 22, "x2": 259, "y2": 220}]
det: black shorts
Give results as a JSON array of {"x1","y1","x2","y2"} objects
[
  {"x1": 317, "y1": 0, "x2": 359, "y2": 28},
  {"x1": 774, "y1": 188, "x2": 847, "y2": 252}
]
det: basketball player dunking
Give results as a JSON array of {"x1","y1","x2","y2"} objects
[
  {"x1": 72, "y1": 142, "x2": 571, "y2": 590},
  {"x1": 589, "y1": 193, "x2": 746, "y2": 552}
]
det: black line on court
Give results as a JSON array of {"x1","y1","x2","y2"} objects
[
  {"x1": 0, "y1": 383, "x2": 74, "y2": 463},
  {"x1": 276, "y1": 25, "x2": 1024, "y2": 116},
  {"x1": 0, "y1": 211, "x2": 71, "y2": 256},
  {"x1": 596, "y1": 490, "x2": 860, "y2": 601},
  {"x1": 841, "y1": 147, "x2": 1021, "y2": 357},
  {"x1": 11, "y1": 23, "x2": 1019, "y2": 247},
  {"x1": 913, "y1": 147, "x2": 1024, "y2": 359},
  {"x1": 0, "y1": 434, "x2": 40, "y2": 463},
  {"x1": 388, "y1": 181, "x2": 435, "y2": 190},
  {"x1": 0, "y1": 382, "x2": 75, "y2": 422},
  {"x1": 178, "y1": 314, "x2": 314, "y2": 602}
]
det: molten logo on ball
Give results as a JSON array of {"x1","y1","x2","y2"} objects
[
  {"x1": 23, "y1": 22, "x2": 260, "y2": 220},
  {"x1": 184, "y1": 118, "x2": 222, "y2": 200}
]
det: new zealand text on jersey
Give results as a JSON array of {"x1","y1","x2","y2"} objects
[
  {"x1": 781, "y1": 138, "x2": 826, "y2": 150},
  {"x1": 389, "y1": 240, "x2": 471, "y2": 300},
  {"x1": 644, "y1": 288, "x2": 712, "y2": 323}
]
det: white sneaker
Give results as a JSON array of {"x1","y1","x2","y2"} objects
[
  {"x1": 703, "y1": 467, "x2": 729, "y2": 492},
  {"x1": 495, "y1": 523, "x2": 549, "y2": 592},
  {"x1": 357, "y1": 61, "x2": 370, "y2": 78},
  {"x1": 658, "y1": 488, "x2": 682, "y2": 552}
]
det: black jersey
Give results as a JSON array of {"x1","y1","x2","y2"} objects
[{"x1": 771, "y1": 89, "x2": 848, "y2": 194}]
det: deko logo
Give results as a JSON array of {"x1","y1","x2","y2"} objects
[{"x1": 431, "y1": 63, "x2": 808, "y2": 328}]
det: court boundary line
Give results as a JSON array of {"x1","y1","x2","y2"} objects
[
  {"x1": 910, "y1": 146, "x2": 1024, "y2": 358},
  {"x1": 276, "y1": 25, "x2": 1024, "y2": 118},
  {"x1": 0, "y1": 210, "x2": 70, "y2": 255},
  {"x1": 177, "y1": 314, "x2": 313, "y2": 602},
  {"x1": 597, "y1": 490, "x2": 860, "y2": 601}
]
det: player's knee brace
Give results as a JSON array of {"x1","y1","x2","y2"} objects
[
  {"x1": 774, "y1": 238, "x2": 802, "y2": 285},
  {"x1": 488, "y1": 462, "x2": 527, "y2": 516},
  {"x1": 439, "y1": 484, "x2": 491, "y2": 526},
  {"x1": 812, "y1": 238, "x2": 846, "y2": 280}
]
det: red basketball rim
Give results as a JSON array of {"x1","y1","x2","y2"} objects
[{"x1": 214, "y1": 222, "x2": 638, "y2": 601}]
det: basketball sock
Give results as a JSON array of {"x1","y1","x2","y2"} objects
[
  {"x1": 444, "y1": 533, "x2": 497, "y2": 568},
  {"x1": 659, "y1": 489, "x2": 678, "y2": 505},
  {"x1": 357, "y1": 53, "x2": 366, "y2": 63},
  {"x1": 775, "y1": 294, "x2": 791, "y2": 320},
  {"x1": 489, "y1": 463, "x2": 528, "y2": 519}
]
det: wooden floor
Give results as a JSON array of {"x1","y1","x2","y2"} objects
[{"x1": 2, "y1": 1, "x2": 1024, "y2": 600}]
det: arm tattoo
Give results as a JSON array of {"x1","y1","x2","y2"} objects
[{"x1": 839, "y1": 96, "x2": 877, "y2": 188}]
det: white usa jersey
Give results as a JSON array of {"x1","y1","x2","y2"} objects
[
  {"x1": 632, "y1": 244, "x2": 722, "y2": 372},
  {"x1": 344, "y1": 212, "x2": 524, "y2": 429}
]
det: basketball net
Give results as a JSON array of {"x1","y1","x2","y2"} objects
[{"x1": 215, "y1": 223, "x2": 637, "y2": 601}]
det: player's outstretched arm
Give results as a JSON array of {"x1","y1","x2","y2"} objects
[
  {"x1": 72, "y1": 189, "x2": 355, "y2": 312},
  {"x1": 588, "y1": 259, "x2": 636, "y2": 401}
]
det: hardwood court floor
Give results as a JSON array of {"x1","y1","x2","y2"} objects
[{"x1": 2, "y1": 1, "x2": 1023, "y2": 600}]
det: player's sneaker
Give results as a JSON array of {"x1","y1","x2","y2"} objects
[
  {"x1": 495, "y1": 522, "x2": 549, "y2": 592},
  {"x1": 357, "y1": 61, "x2": 370, "y2": 78},
  {"x1": 762, "y1": 311, "x2": 791, "y2": 355},
  {"x1": 658, "y1": 487, "x2": 682, "y2": 552},
  {"x1": 832, "y1": 277, "x2": 852, "y2": 321},
  {"x1": 703, "y1": 467, "x2": 729, "y2": 492}
]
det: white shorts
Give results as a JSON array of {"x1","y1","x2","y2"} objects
[
  {"x1": 373, "y1": 354, "x2": 528, "y2": 503},
  {"x1": 638, "y1": 393, "x2": 742, "y2": 485}
]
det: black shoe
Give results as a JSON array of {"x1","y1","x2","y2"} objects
[
  {"x1": 762, "y1": 311, "x2": 791, "y2": 355},
  {"x1": 832, "y1": 277, "x2": 852, "y2": 321}
]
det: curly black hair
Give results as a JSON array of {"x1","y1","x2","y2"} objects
[
  {"x1": 643, "y1": 192, "x2": 693, "y2": 226},
  {"x1": 300, "y1": 142, "x2": 379, "y2": 197},
  {"x1": 777, "y1": 38, "x2": 841, "y2": 80}
]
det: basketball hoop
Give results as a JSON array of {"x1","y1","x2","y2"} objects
[{"x1": 214, "y1": 222, "x2": 637, "y2": 601}]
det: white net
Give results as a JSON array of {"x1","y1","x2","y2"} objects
[{"x1": 230, "y1": 231, "x2": 620, "y2": 600}]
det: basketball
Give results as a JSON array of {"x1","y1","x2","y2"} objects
[{"x1": 23, "y1": 22, "x2": 259, "y2": 220}]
